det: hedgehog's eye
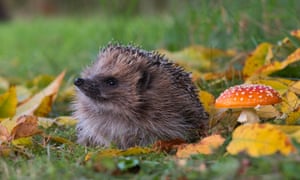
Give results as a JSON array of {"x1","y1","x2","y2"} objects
[{"x1": 103, "y1": 77, "x2": 118, "y2": 87}]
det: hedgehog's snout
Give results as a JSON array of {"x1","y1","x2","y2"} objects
[{"x1": 74, "y1": 78, "x2": 85, "y2": 87}]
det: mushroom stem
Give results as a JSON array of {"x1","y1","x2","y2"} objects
[{"x1": 237, "y1": 108, "x2": 259, "y2": 123}]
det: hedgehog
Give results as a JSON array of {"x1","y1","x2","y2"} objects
[{"x1": 72, "y1": 44, "x2": 209, "y2": 149}]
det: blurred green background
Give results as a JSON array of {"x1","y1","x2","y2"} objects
[{"x1": 0, "y1": 0, "x2": 299, "y2": 79}]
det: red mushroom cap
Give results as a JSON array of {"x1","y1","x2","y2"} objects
[{"x1": 215, "y1": 84, "x2": 282, "y2": 108}]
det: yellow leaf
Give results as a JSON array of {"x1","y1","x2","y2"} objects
[
  {"x1": 285, "y1": 110, "x2": 300, "y2": 125},
  {"x1": 12, "y1": 137, "x2": 33, "y2": 146},
  {"x1": 33, "y1": 95, "x2": 54, "y2": 117},
  {"x1": 243, "y1": 43, "x2": 273, "y2": 78},
  {"x1": 290, "y1": 80, "x2": 300, "y2": 95},
  {"x1": 0, "y1": 118, "x2": 17, "y2": 133},
  {"x1": 55, "y1": 116, "x2": 78, "y2": 126},
  {"x1": 88, "y1": 147, "x2": 153, "y2": 160},
  {"x1": 227, "y1": 123, "x2": 296, "y2": 157},
  {"x1": 198, "y1": 91, "x2": 215, "y2": 114},
  {"x1": 16, "y1": 71, "x2": 65, "y2": 117},
  {"x1": 176, "y1": 134, "x2": 225, "y2": 158},
  {"x1": 289, "y1": 130, "x2": 300, "y2": 143},
  {"x1": 273, "y1": 124, "x2": 300, "y2": 134},
  {"x1": 257, "y1": 48, "x2": 300, "y2": 75},
  {"x1": 273, "y1": 125, "x2": 300, "y2": 143},
  {"x1": 281, "y1": 91, "x2": 299, "y2": 114},
  {"x1": 38, "y1": 117, "x2": 55, "y2": 128},
  {"x1": 0, "y1": 86, "x2": 17, "y2": 118},
  {"x1": 120, "y1": 147, "x2": 153, "y2": 156},
  {"x1": 46, "y1": 135, "x2": 74, "y2": 145}
]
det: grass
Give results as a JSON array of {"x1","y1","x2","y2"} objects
[{"x1": 0, "y1": 0, "x2": 300, "y2": 179}]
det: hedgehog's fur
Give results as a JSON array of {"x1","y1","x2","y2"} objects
[{"x1": 72, "y1": 44, "x2": 209, "y2": 149}]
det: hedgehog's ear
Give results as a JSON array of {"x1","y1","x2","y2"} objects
[{"x1": 138, "y1": 71, "x2": 151, "y2": 91}]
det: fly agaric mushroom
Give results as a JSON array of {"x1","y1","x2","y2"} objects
[{"x1": 215, "y1": 84, "x2": 282, "y2": 123}]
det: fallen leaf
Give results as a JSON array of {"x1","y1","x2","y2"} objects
[
  {"x1": 55, "y1": 116, "x2": 78, "y2": 126},
  {"x1": 257, "y1": 48, "x2": 300, "y2": 76},
  {"x1": 38, "y1": 117, "x2": 55, "y2": 128},
  {"x1": 152, "y1": 138, "x2": 186, "y2": 153},
  {"x1": 227, "y1": 123, "x2": 296, "y2": 157},
  {"x1": 272, "y1": 125, "x2": 300, "y2": 143},
  {"x1": 285, "y1": 110, "x2": 300, "y2": 125},
  {"x1": 255, "y1": 105, "x2": 280, "y2": 119},
  {"x1": 33, "y1": 95, "x2": 54, "y2": 117},
  {"x1": 11, "y1": 115, "x2": 42, "y2": 139},
  {"x1": 176, "y1": 134, "x2": 225, "y2": 158},
  {"x1": 12, "y1": 137, "x2": 33, "y2": 146},
  {"x1": 291, "y1": 29, "x2": 300, "y2": 39},
  {"x1": 16, "y1": 71, "x2": 65, "y2": 117},
  {"x1": 290, "y1": 80, "x2": 300, "y2": 95},
  {"x1": 44, "y1": 135, "x2": 74, "y2": 145},
  {"x1": 86, "y1": 147, "x2": 153, "y2": 161},
  {"x1": 198, "y1": 90, "x2": 215, "y2": 114},
  {"x1": 120, "y1": 147, "x2": 153, "y2": 156},
  {"x1": 0, "y1": 124, "x2": 9, "y2": 143},
  {"x1": 0, "y1": 86, "x2": 17, "y2": 118},
  {"x1": 281, "y1": 91, "x2": 299, "y2": 114},
  {"x1": 243, "y1": 43, "x2": 273, "y2": 78}
]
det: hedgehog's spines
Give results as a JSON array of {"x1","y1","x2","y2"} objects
[{"x1": 101, "y1": 43, "x2": 191, "y2": 78}]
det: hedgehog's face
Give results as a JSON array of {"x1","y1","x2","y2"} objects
[
  {"x1": 74, "y1": 68, "x2": 150, "y2": 110},
  {"x1": 74, "y1": 75, "x2": 120, "y2": 101}
]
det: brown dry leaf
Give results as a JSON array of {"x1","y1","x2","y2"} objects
[
  {"x1": 176, "y1": 134, "x2": 225, "y2": 158},
  {"x1": 0, "y1": 86, "x2": 18, "y2": 118},
  {"x1": 11, "y1": 115, "x2": 42, "y2": 139},
  {"x1": 242, "y1": 43, "x2": 273, "y2": 78},
  {"x1": 16, "y1": 71, "x2": 65, "y2": 117},
  {"x1": 198, "y1": 90, "x2": 215, "y2": 114},
  {"x1": 153, "y1": 138, "x2": 186, "y2": 153},
  {"x1": 227, "y1": 123, "x2": 296, "y2": 157},
  {"x1": 0, "y1": 123, "x2": 9, "y2": 143}
]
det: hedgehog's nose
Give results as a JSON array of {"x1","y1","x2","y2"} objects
[{"x1": 74, "y1": 78, "x2": 85, "y2": 87}]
